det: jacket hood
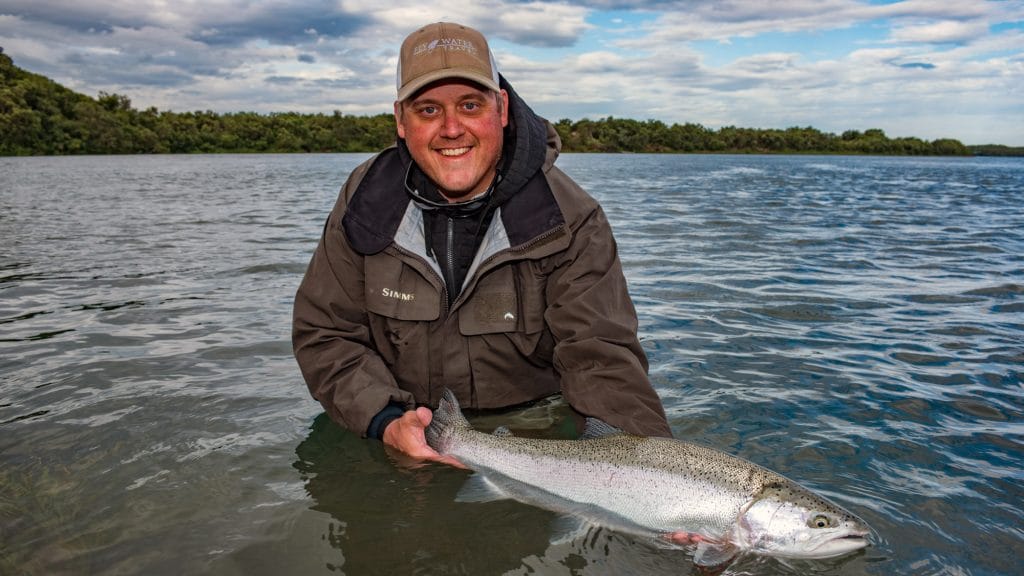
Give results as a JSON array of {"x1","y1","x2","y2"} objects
[{"x1": 495, "y1": 74, "x2": 555, "y2": 203}]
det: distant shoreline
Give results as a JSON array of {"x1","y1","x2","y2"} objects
[
  {"x1": 2, "y1": 52, "x2": 1020, "y2": 157},
  {"x1": 7, "y1": 150, "x2": 1018, "y2": 158}
]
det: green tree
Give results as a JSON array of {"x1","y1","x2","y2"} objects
[{"x1": 0, "y1": 51, "x2": 986, "y2": 157}]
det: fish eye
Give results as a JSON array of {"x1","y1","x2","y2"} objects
[{"x1": 809, "y1": 514, "x2": 832, "y2": 529}]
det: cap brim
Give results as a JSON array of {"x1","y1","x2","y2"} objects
[{"x1": 398, "y1": 69, "x2": 501, "y2": 102}]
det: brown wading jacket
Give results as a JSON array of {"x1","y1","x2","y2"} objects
[{"x1": 292, "y1": 78, "x2": 671, "y2": 439}]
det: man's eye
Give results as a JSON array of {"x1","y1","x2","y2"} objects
[{"x1": 419, "y1": 106, "x2": 438, "y2": 115}]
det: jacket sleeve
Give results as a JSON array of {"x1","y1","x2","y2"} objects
[
  {"x1": 292, "y1": 163, "x2": 414, "y2": 436},
  {"x1": 544, "y1": 195, "x2": 672, "y2": 438}
]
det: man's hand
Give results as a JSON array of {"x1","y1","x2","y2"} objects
[{"x1": 382, "y1": 407, "x2": 465, "y2": 468}]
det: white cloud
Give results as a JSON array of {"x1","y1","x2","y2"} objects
[
  {"x1": 342, "y1": 0, "x2": 590, "y2": 46},
  {"x1": 1, "y1": 0, "x2": 1021, "y2": 144},
  {"x1": 889, "y1": 19, "x2": 991, "y2": 44}
]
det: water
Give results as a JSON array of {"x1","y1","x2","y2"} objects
[{"x1": 1, "y1": 153, "x2": 1021, "y2": 575}]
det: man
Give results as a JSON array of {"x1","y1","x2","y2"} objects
[{"x1": 292, "y1": 21, "x2": 670, "y2": 463}]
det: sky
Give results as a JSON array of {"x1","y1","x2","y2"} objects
[{"x1": 1, "y1": 1, "x2": 1022, "y2": 145}]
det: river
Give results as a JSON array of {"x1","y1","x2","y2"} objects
[{"x1": 1, "y1": 153, "x2": 1022, "y2": 575}]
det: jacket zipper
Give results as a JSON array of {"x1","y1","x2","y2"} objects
[
  {"x1": 395, "y1": 216, "x2": 565, "y2": 315},
  {"x1": 445, "y1": 216, "x2": 457, "y2": 300},
  {"x1": 389, "y1": 243, "x2": 450, "y2": 317}
]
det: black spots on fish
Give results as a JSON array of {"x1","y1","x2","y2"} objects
[
  {"x1": 743, "y1": 468, "x2": 760, "y2": 491},
  {"x1": 756, "y1": 480, "x2": 802, "y2": 503}
]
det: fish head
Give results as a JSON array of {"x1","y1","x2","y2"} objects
[{"x1": 735, "y1": 481, "x2": 871, "y2": 560}]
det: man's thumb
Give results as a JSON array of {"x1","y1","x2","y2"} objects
[{"x1": 415, "y1": 406, "x2": 433, "y2": 427}]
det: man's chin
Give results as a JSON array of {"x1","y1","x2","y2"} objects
[{"x1": 434, "y1": 177, "x2": 489, "y2": 201}]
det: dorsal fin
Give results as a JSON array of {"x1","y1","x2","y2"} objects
[{"x1": 581, "y1": 418, "x2": 624, "y2": 439}]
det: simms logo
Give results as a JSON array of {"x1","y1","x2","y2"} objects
[
  {"x1": 413, "y1": 37, "x2": 477, "y2": 57},
  {"x1": 382, "y1": 287, "x2": 415, "y2": 301}
]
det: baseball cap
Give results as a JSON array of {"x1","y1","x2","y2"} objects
[{"x1": 396, "y1": 22, "x2": 501, "y2": 102}]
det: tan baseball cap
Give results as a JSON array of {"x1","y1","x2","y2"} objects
[{"x1": 396, "y1": 22, "x2": 501, "y2": 102}]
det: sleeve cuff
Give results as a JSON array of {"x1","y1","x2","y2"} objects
[{"x1": 366, "y1": 403, "x2": 407, "y2": 440}]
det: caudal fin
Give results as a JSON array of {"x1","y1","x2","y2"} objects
[{"x1": 425, "y1": 388, "x2": 471, "y2": 452}]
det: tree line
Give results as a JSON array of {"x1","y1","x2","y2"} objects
[
  {"x1": 0, "y1": 50, "x2": 999, "y2": 157},
  {"x1": 553, "y1": 118, "x2": 973, "y2": 156}
]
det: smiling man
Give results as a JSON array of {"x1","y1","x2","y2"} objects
[{"x1": 293, "y1": 22, "x2": 670, "y2": 462}]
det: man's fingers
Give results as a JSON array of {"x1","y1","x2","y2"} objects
[{"x1": 380, "y1": 407, "x2": 467, "y2": 469}]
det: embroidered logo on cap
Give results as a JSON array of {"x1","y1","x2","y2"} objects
[{"x1": 413, "y1": 37, "x2": 478, "y2": 57}]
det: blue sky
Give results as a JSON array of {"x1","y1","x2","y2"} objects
[{"x1": 1, "y1": 1, "x2": 1022, "y2": 145}]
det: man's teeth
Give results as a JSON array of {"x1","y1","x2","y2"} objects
[{"x1": 440, "y1": 147, "x2": 470, "y2": 157}]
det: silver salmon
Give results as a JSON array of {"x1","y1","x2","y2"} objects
[{"x1": 425, "y1": 389, "x2": 871, "y2": 567}]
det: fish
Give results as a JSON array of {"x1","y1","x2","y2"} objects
[{"x1": 424, "y1": 389, "x2": 871, "y2": 568}]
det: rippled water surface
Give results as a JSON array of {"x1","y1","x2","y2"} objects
[{"x1": 1, "y1": 153, "x2": 1022, "y2": 575}]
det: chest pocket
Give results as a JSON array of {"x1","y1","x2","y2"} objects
[
  {"x1": 364, "y1": 253, "x2": 440, "y2": 321},
  {"x1": 459, "y1": 264, "x2": 545, "y2": 335}
]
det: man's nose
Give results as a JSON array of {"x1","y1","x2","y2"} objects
[{"x1": 441, "y1": 109, "x2": 465, "y2": 138}]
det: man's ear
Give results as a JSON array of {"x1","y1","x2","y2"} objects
[
  {"x1": 393, "y1": 101, "x2": 406, "y2": 139},
  {"x1": 499, "y1": 90, "x2": 509, "y2": 128}
]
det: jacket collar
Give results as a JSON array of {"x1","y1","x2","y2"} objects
[{"x1": 343, "y1": 75, "x2": 563, "y2": 256}]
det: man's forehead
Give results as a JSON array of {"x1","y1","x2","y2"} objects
[{"x1": 404, "y1": 78, "x2": 496, "y2": 104}]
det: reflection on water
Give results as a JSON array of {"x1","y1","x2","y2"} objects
[
  {"x1": 293, "y1": 415, "x2": 558, "y2": 575},
  {"x1": 1, "y1": 153, "x2": 1022, "y2": 575}
]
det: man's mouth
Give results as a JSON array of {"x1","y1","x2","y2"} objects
[{"x1": 439, "y1": 147, "x2": 471, "y2": 157}]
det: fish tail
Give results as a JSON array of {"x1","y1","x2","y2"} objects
[{"x1": 425, "y1": 388, "x2": 471, "y2": 453}]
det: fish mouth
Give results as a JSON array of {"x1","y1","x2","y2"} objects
[{"x1": 809, "y1": 530, "x2": 871, "y2": 558}]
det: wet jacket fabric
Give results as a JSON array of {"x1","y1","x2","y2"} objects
[{"x1": 292, "y1": 78, "x2": 671, "y2": 439}]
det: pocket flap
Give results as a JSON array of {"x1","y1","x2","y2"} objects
[
  {"x1": 364, "y1": 254, "x2": 440, "y2": 321},
  {"x1": 460, "y1": 290, "x2": 519, "y2": 335}
]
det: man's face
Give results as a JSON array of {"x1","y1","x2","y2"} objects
[{"x1": 395, "y1": 80, "x2": 509, "y2": 202}]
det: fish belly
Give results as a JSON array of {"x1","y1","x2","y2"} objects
[{"x1": 451, "y1": 433, "x2": 741, "y2": 540}]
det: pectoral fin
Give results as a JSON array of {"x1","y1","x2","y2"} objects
[
  {"x1": 454, "y1": 473, "x2": 508, "y2": 503},
  {"x1": 548, "y1": 515, "x2": 592, "y2": 545},
  {"x1": 692, "y1": 540, "x2": 738, "y2": 568}
]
